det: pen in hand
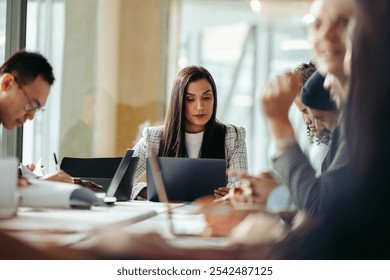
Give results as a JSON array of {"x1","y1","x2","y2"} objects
[{"x1": 53, "y1": 153, "x2": 59, "y2": 171}]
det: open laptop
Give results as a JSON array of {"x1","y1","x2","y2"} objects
[
  {"x1": 146, "y1": 157, "x2": 227, "y2": 202},
  {"x1": 147, "y1": 150, "x2": 229, "y2": 243},
  {"x1": 96, "y1": 149, "x2": 139, "y2": 203}
]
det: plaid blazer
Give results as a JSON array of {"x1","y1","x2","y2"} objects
[{"x1": 131, "y1": 124, "x2": 248, "y2": 199}]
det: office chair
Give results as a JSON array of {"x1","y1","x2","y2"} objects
[{"x1": 60, "y1": 157, "x2": 122, "y2": 191}]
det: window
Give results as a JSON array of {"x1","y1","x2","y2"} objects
[
  {"x1": 23, "y1": 0, "x2": 65, "y2": 170},
  {"x1": 179, "y1": 0, "x2": 313, "y2": 172},
  {"x1": 17, "y1": 0, "x2": 313, "y2": 175},
  {"x1": 22, "y1": 0, "x2": 169, "y2": 174},
  {"x1": 0, "y1": 0, "x2": 5, "y2": 63},
  {"x1": 0, "y1": 0, "x2": 7, "y2": 157}
]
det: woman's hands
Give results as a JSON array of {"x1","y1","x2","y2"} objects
[{"x1": 214, "y1": 187, "x2": 230, "y2": 199}]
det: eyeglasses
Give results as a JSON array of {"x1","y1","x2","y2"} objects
[{"x1": 14, "y1": 77, "x2": 45, "y2": 113}]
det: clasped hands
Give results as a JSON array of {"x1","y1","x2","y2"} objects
[
  {"x1": 226, "y1": 170, "x2": 280, "y2": 206},
  {"x1": 214, "y1": 169, "x2": 280, "y2": 207}
]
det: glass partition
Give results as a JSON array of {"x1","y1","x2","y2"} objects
[
  {"x1": 20, "y1": 0, "x2": 313, "y2": 174},
  {"x1": 0, "y1": 0, "x2": 5, "y2": 63},
  {"x1": 179, "y1": 0, "x2": 313, "y2": 172},
  {"x1": 22, "y1": 0, "x2": 170, "y2": 174},
  {"x1": 23, "y1": 0, "x2": 65, "y2": 171}
]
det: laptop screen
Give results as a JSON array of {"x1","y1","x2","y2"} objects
[
  {"x1": 146, "y1": 157, "x2": 227, "y2": 202},
  {"x1": 147, "y1": 151, "x2": 223, "y2": 238},
  {"x1": 106, "y1": 149, "x2": 135, "y2": 198}
]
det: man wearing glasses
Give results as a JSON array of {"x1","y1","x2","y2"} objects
[
  {"x1": 0, "y1": 50, "x2": 72, "y2": 183},
  {"x1": 0, "y1": 50, "x2": 51, "y2": 129}
]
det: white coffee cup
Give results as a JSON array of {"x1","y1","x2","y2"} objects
[{"x1": 0, "y1": 157, "x2": 18, "y2": 219}]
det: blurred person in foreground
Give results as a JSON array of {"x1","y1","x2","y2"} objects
[
  {"x1": 232, "y1": 0, "x2": 358, "y2": 216},
  {"x1": 298, "y1": 0, "x2": 390, "y2": 258},
  {"x1": 217, "y1": 61, "x2": 328, "y2": 210},
  {"x1": 229, "y1": 70, "x2": 339, "y2": 214}
]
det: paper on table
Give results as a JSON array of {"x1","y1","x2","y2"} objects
[
  {"x1": 33, "y1": 157, "x2": 44, "y2": 176},
  {"x1": 20, "y1": 157, "x2": 45, "y2": 178},
  {"x1": 20, "y1": 164, "x2": 38, "y2": 179},
  {"x1": 19, "y1": 179, "x2": 106, "y2": 208}
]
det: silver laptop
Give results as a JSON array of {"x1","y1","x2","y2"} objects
[{"x1": 97, "y1": 149, "x2": 138, "y2": 203}]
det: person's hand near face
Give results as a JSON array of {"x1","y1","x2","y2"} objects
[{"x1": 261, "y1": 72, "x2": 301, "y2": 142}]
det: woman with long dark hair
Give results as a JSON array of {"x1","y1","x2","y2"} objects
[{"x1": 131, "y1": 66, "x2": 248, "y2": 199}]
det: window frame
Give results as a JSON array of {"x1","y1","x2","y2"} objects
[{"x1": 2, "y1": 0, "x2": 27, "y2": 160}]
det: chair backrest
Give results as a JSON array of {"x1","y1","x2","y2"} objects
[{"x1": 60, "y1": 157, "x2": 122, "y2": 190}]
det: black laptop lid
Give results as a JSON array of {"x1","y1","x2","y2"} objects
[{"x1": 146, "y1": 157, "x2": 227, "y2": 202}]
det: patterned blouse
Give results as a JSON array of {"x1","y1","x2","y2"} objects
[{"x1": 131, "y1": 124, "x2": 248, "y2": 199}]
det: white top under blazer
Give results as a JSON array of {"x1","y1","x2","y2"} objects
[{"x1": 131, "y1": 124, "x2": 248, "y2": 199}]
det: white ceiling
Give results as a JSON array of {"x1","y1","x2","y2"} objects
[{"x1": 181, "y1": 0, "x2": 312, "y2": 32}]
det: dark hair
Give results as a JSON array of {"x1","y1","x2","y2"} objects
[
  {"x1": 301, "y1": 71, "x2": 337, "y2": 111},
  {"x1": 160, "y1": 66, "x2": 225, "y2": 158},
  {"x1": 0, "y1": 50, "x2": 55, "y2": 86},
  {"x1": 294, "y1": 60, "x2": 317, "y2": 87},
  {"x1": 294, "y1": 61, "x2": 317, "y2": 145}
]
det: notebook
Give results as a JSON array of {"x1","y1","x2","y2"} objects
[
  {"x1": 146, "y1": 157, "x2": 227, "y2": 202},
  {"x1": 96, "y1": 149, "x2": 139, "y2": 203}
]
